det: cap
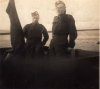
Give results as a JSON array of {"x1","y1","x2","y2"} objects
[
  {"x1": 55, "y1": 0, "x2": 66, "y2": 7},
  {"x1": 31, "y1": 11, "x2": 39, "y2": 17}
]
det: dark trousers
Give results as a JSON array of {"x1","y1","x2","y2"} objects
[
  {"x1": 50, "y1": 43, "x2": 69, "y2": 56},
  {"x1": 25, "y1": 43, "x2": 44, "y2": 57}
]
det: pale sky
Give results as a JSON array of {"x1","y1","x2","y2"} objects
[{"x1": 0, "y1": 0, "x2": 99, "y2": 31}]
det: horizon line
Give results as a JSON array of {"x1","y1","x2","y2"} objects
[{"x1": 0, "y1": 29, "x2": 99, "y2": 35}]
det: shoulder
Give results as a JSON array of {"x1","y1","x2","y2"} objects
[
  {"x1": 54, "y1": 16, "x2": 59, "y2": 19},
  {"x1": 39, "y1": 24, "x2": 44, "y2": 27},
  {"x1": 39, "y1": 24, "x2": 47, "y2": 32},
  {"x1": 23, "y1": 24, "x2": 31, "y2": 32},
  {"x1": 39, "y1": 24, "x2": 45, "y2": 29},
  {"x1": 24, "y1": 23, "x2": 31, "y2": 28},
  {"x1": 54, "y1": 16, "x2": 59, "y2": 20},
  {"x1": 53, "y1": 16, "x2": 59, "y2": 23},
  {"x1": 66, "y1": 14, "x2": 75, "y2": 21}
]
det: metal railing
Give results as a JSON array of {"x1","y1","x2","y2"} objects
[{"x1": 0, "y1": 29, "x2": 99, "y2": 35}]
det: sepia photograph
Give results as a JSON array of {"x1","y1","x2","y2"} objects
[{"x1": 0, "y1": 0, "x2": 99, "y2": 88}]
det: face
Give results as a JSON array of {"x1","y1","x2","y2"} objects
[
  {"x1": 32, "y1": 14, "x2": 39, "y2": 23},
  {"x1": 56, "y1": 4, "x2": 66, "y2": 15}
]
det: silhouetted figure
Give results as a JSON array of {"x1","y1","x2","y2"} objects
[
  {"x1": 23, "y1": 11, "x2": 49, "y2": 57},
  {"x1": 50, "y1": 0, "x2": 77, "y2": 56}
]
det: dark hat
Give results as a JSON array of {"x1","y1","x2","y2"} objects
[
  {"x1": 55, "y1": 0, "x2": 66, "y2": 7},
  {"x1": 31, "y1": 11, "x2": 39, "y2": 16}
]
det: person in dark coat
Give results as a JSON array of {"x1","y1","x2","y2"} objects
[
  {"x1": 50, "y1": 0, "x2": 77, "y2": 56},
  {"x1": 23, "y1": 11, "x2": 49, "y2": 57}
]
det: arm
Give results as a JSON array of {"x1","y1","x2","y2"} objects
[
  {"x1": 42, "y1": 26, "x2": 49, "y2": 45},
  {"x1": 23, "y1": 25, "x2": 28, "y2": 38},
  {"x1": 68, "y1": 15, "x2": 77, "y2": 48},
  {"x1": 52, "y1": 16, "x2": 58, "y2": 38}
]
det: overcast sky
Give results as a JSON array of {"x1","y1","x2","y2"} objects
[{"x1": 0, "y1": 0, "x2": 99, "y2": 31}]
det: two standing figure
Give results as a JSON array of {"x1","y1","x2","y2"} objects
[{"x1": 7, "y1": 0, "x2": 77, "y2": 57}]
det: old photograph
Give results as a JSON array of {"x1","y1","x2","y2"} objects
[{"x1": 0, "y1": 0, "x2": 99, "y2": 88}]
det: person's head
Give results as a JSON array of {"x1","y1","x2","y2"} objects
[
  {"x1": 55, "y1": 0, "x2": 66, "y2": 15},
  {"x1": 31, "y1": 11, "x2": 39, "y2": 23}
]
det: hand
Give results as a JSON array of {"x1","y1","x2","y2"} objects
[{"x1": 68, "y1": 47, "x2": 73, "y2": 52}]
